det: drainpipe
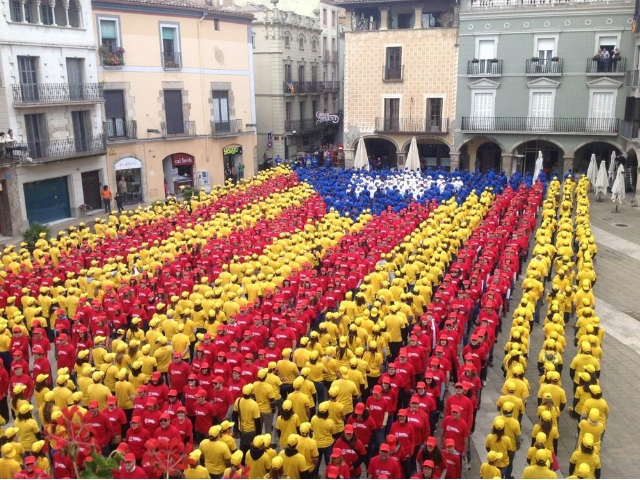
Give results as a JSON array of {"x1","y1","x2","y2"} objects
[{"x1": 197, "y1": 12, "x2": 209, "y2": 182}]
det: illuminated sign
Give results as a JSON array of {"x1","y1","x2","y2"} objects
[
  {"x1": 316, "y1": 112, "x2": 340, "y2": 124},
  {"x1": 223, "y1": 146, "x2": 243, "y2": 156}
]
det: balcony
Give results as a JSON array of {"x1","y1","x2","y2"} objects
[
  {"x1": 211, "y1": 119, "x2": 243, "y2": 137},
  {"x1": 620, "y1": 120, "x2": 639, "y2": 140},
  {"x1": 283, "y1": 81, "x2": 325, "y2": 94},
  {"x1": 100, "y1": 49, "x2": 125, "y2": 67},
  {"x1": 324, "y1": 81, "x2": 340, "y2": 93},
  {"x1": 323, "y1": 51, "x2": 332, "y2": 63},
  {"x1": 526, "y1": 58, "x2": 563, "y2": 76},
  {"x1": 24, "y1": 135, "x2": 106, "y2": 163},
  {"x1": 0, "y1": 143, "x2": 29, "y2": 164},
  {"x1": 104, "y1": 120, "x2": 137, "y2": 142},
  {"x1": 285, "y1": 119, "x2": 324, "y2": 133},
  {"x1": 375, "y1": 117, "x2": 450, "y2": 134},
  {"x1": 162, "y1": 51, "x2": 182, "y2": 69},
  {"x1": 466, "y1": 0, "x2": 629, "y2": 9},
  {"x1": 12, "y1": 83, "x2": 104, "y2": 107},
  {"x1": 467, "y1": 60, "x2": 503, "y2": 76},
  {"x1": 161, "y1": 120, "x2": 196, "y2": 138},
  {"x1": 461, "y1": 117, "x2": 619, "y2": 134},
  {"x1": 382, "y1": 65, "x2": 403, "y2": 82},
  {"x1": 586, "y1": 57, "x2": 626, "y2": 75}
]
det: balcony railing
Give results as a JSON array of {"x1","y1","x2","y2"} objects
[
  {"x1": 467, "y1": 60, "x2": 503, "y2": 76},
  {"x1": 324, "y1": 81, "x2": 340, "y2": 93},
  {"x1": 25, "y1": 135, "x2": 106, "y2": 162},
  {"x1": 323, "y1": 51, "x2": 331, "y2": 63},
  {"x1": 383, "y1": 65, "x2": 403, "y2": 82},
  {"x1": 620, "y1": 120, "x2": 639, "y2": 140},
  {"x1": 101, "y1": 50, "x2": 125, "y2": 67},
  {"x1": 211, "y1": 119, "x2": 243, "y2": 136},
  {"x1": 461, "y1": 116, "x2": 619, "y2": 134},
  {"x1": 283, "y1": 81, "x2": 325, "y2": 94},
  {"x1": 526, "y1": 58, "x2": 563, "y2": 75},
  {"x1": 467, "y1": 0, "x2": 629, "y2": 9},
  {"x1": 375, "y1": 117, "x2": 450, "y2": 133},
  {"x1": 104, "y1": 120, "x2": 137, "y2": 141},
  {"x1": 586, "y1": 57, "x2": 626, "y2": 75},
  {"x1": 0, "y1": 143, "x2": 29, "y2": 164},
  {"x1": 626, "y1": 71, "x2": 640, "y2": 87},
  {"x1": 162, "y1": 51, "x2": 182, "y2": 69},
  {"x1": 161, "y1": 120, "x2": 196, "y2": 137},
  {"x1": 285, "y1": 119, "x2": 324, "y2": 133},
  {"x1": 12, "y1": 83, "x2": 104, "y2": 106}
]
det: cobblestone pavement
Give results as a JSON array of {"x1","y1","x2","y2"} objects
[{"x1": 467, "y1": 195, "x2": 640, "y2": 479}]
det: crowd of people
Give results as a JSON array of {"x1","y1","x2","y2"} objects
[{"x1": 0, "y1": 163, "x2": 609, "y2": 480}]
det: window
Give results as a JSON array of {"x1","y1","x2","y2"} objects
[
  {"x1": 331, "y1": 38, "x2": 336, "y2": 61},
  {"x1": 383, "y1": 98, "x2": 400, "y2": 131},
  {"x1": 18, "y1": 56, "x2": 39, "y2": 102},
  {"x1": 590, "y1": 92, "x2": 614, "y2": 118},
  {"x1": 331, "y1": 11, "x2": 336, "y2": 27},
  {"x1": 67, "y1": 0, "x2": 80, "y2": 27},
  {"x1": 105, "y1": 90, "x2": 126, "y2": 138},
  {"x1": 25, "y1": 113, "x2": 47, "y2": 159},
  {"x1": 384, "y1": 47, "x2": 402, "y2": 80},
  {"x1": 311, "y1": 38, "x2": 317, "y2": 52},
  {"x1": 300, "y1": 101, "x2": 305, "y2": 120},
  {"x1": 323, "y1": 8, "x2": 327, "y2": 26},
  {"x1": 10, "y1": 0, "x2": 22, "y2": 22},
  {"x1": 536, "y1": 38, "x2": 555, "y2": 61},
  {"x1": 471, "y1": 92, "x2": 495, "y2": 129},
  {"x1": 476, "y1": 38, "x2": 497, "y2": 59},
  {"x1": 311, "y1": 65, "x2": 318, "y2": 84},
  {"x1": 40, "y1": 1, "x2": 53, "y2": 25},
  {"x1": 72, "y1": 111, "x2": 90, "y2": 152},
  {"x1": 322, "y1": 37, "x2": 327, "y2": 56},
  {"x1": 66, "y1": 58, "x2": 84, "y2": 101},
  {"x1": 212, "y1": 91, "x2": 230, "y2": 133},
  {"x1": 397, "y1": 13, "x2": 414, "y2": 29},
  {"x1": 426, "y1": 98, "x2": 443, "y2": 131},
  {"x1": 164, "y1": 90, "x2": 184, "y2": 134},
  {"x1": 99, "y1": 18, "x2": 120, "y2": 52},
  {"x1": 161, "y1": 24, "x2": 181, "y2": 68},
  {"x1": 299, "y1": 36, "x2": 304, "y2": 51},
  {"x1": 529, "y1": 91, "x2": 554, "y2": 130},
  {"x1": 284, "y1": 34, "x2": 290, "y2": 49},
  {"x1": 252, "y1": 33, "x2": 255, "y2": 49},
  {"x1": 284, "y1": 64, "x2": 292, "y2": 83},
  {"x1": 285, "y1": 102, "x2": 292, "y2": 130},
  {"x1": 298, "y1": 65, "x2": 305, "y2": 83},
  {"x1": 214, "y1": 19, "x2": 220, "y2": 31},
  {"x1": 312, "y1": 100, "x2": 318, "y2": 116}
]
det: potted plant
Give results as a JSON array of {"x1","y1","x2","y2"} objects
[
  {"x1": 99, "y1": 46, "x2": 125, "y2": 66},
  {"x1": 489, "y1": 58, "x2": 499, "y2": 62},
  {"x1": 531, "y1": 57, "x2": 539, "y2": 62},
  {"x1": 471, "y1": 58, "x2": 480, "y2": 63},
  {"x1": 22, "y1": 222, "x2": 49, "y2": 252},
  {"x1": 551, "y1": 56, "x2": 559, "y2": 61}
]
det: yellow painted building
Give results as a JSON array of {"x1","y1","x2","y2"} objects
[
  {"x1": 92, "y1": 0, "x2": 257, "y2": 202},
  {"x1": 340, "y1": 0, "x2": 459, "y2": 170}
]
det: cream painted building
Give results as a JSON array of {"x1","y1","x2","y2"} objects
[
  {"x1": 340, "y1": 0, "x2": 458, "y2": 170},
  {"x1": 0, "y1": 0, "x2": 107, "y2": 235},
  {"x1": 92, "y1": 0, "x2": 257, "y2": 202},
  {"x1": 236, "y1": 0, "x2": 344, "y2": 162}
]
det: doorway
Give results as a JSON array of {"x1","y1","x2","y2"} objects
[
  {"x1": 24, "y1": 176, "x2": 71, "y2": 225},
  {"x1": 81, "y1": 170, "x2": 102, "y2": 210},
  {"x1": 66, "y1": 58, "x2": 84, "y2": 101}
]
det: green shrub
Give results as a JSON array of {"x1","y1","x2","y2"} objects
[{"x1": 22, "y1": 222, "x2": 50, "y2": 248}]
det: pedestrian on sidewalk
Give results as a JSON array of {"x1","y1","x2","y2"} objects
[{"x1": 101, "y1": 185, "x2": 113, "y2": 214}]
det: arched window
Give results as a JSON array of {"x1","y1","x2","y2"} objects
[
  {"x1": 55, "y1": 1, "x2": 67, "y2": 26},
  {"x1": 68, "y1": 0, "x2": 81, "y2": 28},
  {"x1": 39, "y1": 0, "x2": 54, "y2": 25}
]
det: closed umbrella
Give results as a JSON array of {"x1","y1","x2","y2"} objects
[
  {"x1": 608, "y1": 150, "x2": 617, "y2": 183},
  {"x1": 533, "y1": 151, "x2": 544, "y2": 182},
  {"x1": 612, "y1": 163, "x2": 625, "y2": 212},
  {"x1": 587, "y1": 153, "x2": 598, "y2": 191},
  {"x1": 594, "y1": 160, "x2": 608, "y2": 201},
  {"x1": 405, "y1": 136, "x2": 420, "y2": 171},
  {"x1": 353, "y1": 137, "x2": 369, "y2": 171}
]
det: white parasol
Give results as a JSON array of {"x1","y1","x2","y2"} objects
[
  {"x1": 594, "y1": 160, "x2": 608, "y2": 201},
  {"x1": 353, "y1": 137, "x2": 370, "y2": 171},
  {"x1": 611, "y1": 163, "x2": 626, "y2": 211},
  {"x1": 533, "y1": 151, "x2": 544, "y2": 182},
  {"x1": 405, "y1": 136, "x2": 421, "y2": 171},
  {"x1": 608, "y1": 150, "x2": 617, "y2": 182},
  {"x1": 587, "y1": 153, "x2": 598, "y2": 191}
]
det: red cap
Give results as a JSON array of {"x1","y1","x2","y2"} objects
[
  {"x1": 372, "y1": 385, "x2": 382, "y2": 394},
  {"x1": 233, "y1": 366, "x2": 242, "y2": 373},
  {"x1": 172, "y1": 352, "x2": 181, "y2": 358},
  {"x1": 416, "y1": 382, "x2": 426, "y2": 389},
  {"x1": 159, "y1": 413, "x2": 170, "y2": 421},
  {"x1": 426, "y1": 436, "x2": 437, "y2": 447},
  {"x1": 451, "y1": 405, "x2": 461, "y2": 413},
  {"x1": 168, "y1": 389, "x2": 178, "y2": 396},
  {"x1": 410, "y1": 395, "x2": 420, "y2": 404},
  {"x1": 326, "y1": 465, "x2": 340, "y2": 479},
  {"x1": 124, "y1": 453, "x2": 136, "y2": 462},
  {"x1": 344, "y1": 424, "x2": 354, "y2": 434},
  {"x1": 381, "y1": 376, "x2": 391, "y2": 384},
  {"x1": 188, "y1": 374, "x2": 197, "y2": 380},
  {"x1": 151, "y1": 371, "x2": 161, "y2": 381},
  {"x1": 24, "y1": 456, "x2": 36, "y2": 465},
  {"x1": 88, "y1": 400, "x2": 99, "y2": 409},
  {"x1": 177, "y1": 406, "x2": 187, "y2": 413},
  {"x1": 146, "y1": 398, "x2": 158, "y2": 406},
  {"x1": 445, "y1": 438, "x2": 456, "y2": 447},
  {"x1": 244, "y1": 353, "x2": 253, "y2": 359},
  {"x1": 330, "y1": 448, "x2": 342, "y2": 458},
  {"x1": 131, "y1": 416, "x2": 141, "y2": 423},
  {"x1": 379, "y1": 443, "x2": 391, "y2": 452},
  {"x1": 213, "y1": 376, "x2": 224, "y2": 383},
  {"x1": 423, "y1": 460, "x2": 435, "y2": 469},
  {"x1": 354, "y1": 403, "x2": 365, "y2": 415},
  {"x1": 107, "y1": 396, "x2": 117, "y2": 404},
  {"x1": 398, "y1": 409, "x2": 408, "y2": 417}
]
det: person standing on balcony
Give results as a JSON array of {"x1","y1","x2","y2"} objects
[
  {"x1": 101, "y1": 185, "x2": 113, "y2": 214},
  {"x1": 612, "y1": 48, "x2": 621, "y2": 71},
  {"x1": 603, "y1": 48, "x2": 611, "y2": 72}
]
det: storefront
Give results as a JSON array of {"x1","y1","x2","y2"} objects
[
  {"x1": 163, "y1": 153, "x2": 195, "y2": 195},
  {"x1": 223, "y1": 145, "x2": 243, "y2": 182},
  {"x1": 114, "y1": 157, "x2": 143, "y2": 204}
]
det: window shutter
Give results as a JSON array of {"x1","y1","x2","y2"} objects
[
  {"x1": 162, "y1": 27, "x2": 175, "y2": 40},
  {"x1": 100, "y1": 20, "x2": 117, "y2": 39}
]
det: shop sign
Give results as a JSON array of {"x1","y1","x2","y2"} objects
[
  {"x1": 172, "y1": 154, "x2": 194, "y2": 167},
  {"x1": 223, "y1": 146, "x2": 243, "y2": 156},
  {"x1": 315, "y1": 112, "x2": 340, "y2": 124},
  {"x1": 114, "y1": 157, "x2": 142, "y2": 171}
]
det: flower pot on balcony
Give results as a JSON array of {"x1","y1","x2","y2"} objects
[
  {"x1": 551, "y1": 57, "x2": 559, "y2": 62},
  {"x1": 472, "y1": 58, "x2": 479, "y2": 63},
  {"x1": 531, "y1": 57, "x2": 539, "y2": 62}
]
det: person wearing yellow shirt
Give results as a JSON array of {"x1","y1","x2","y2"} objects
[
  {"x1": 172, "y1": 325, "x2": 191, "y2": 360},
  {"x1": 139, "y1": 345, "x2": 158, "y2": 376},
  {"x1": 232, "y1": 385, "x2": 262, "y2": 453},
  {"x1": 296, "y1": 422, "x2": 318, "y2": 477},
  {"x1": 522, "y1": 449, "x2": 558, "y2": 479},
  {"x1": 87, "y1": 371, "x2": 111, "y2": 410},
  {"x1": 287, "y1": 377, "x2": 314, "y2": 424},
  {"x1": 326, "y1": 390, "x2": 345, "y2": 436},
  {"x1": 245, "y1": 436, "x2": 271, "y2": 480},
  {"x1": 184, "y1": 449, "x2": 210, "y2": 479},
  {"x1": 154, "y1": 336, "x2": 173, "y2": 373},
  {"x1": 310, "y1": 402, "x2": 336, "y2": 477},
  {"x1": 277, "y1": 349, "x2": 299, "y2": 396},
  {"x1": 329, "y1": 368, "x2": 358, "y2": 416},
  {"x1": 577, "y1": 409, "x2": 605, "y2": 454},
  {"x1": 275, "y1": 401, "x2": 300, "y2": 449},
  {"x1": 52, "y1": 375, "x2": 73, "y2": 410},
  {"x1": 279, "y1": 434, "x2": 308, "y2": 479},
  {"x1": 100, "y1": 354, "x2": 120, "y2": 393},
  {"x1": 569, "y1": 434, "x2": 601, "y2": 479},
  {"x1": 91, "y1": 337, "x2": 108, "y2": 368},
  {"x1": 298, "y1": 368, "x2": 317, "y2": 405},
  {"x1": 14, "y1": 404, "x2": 40, "y2": 453},
  {"x1": 253, "y1": 370, "x2": 277, "y2": 439},
  {"x1": 198, "y1": 425, "x2": 231, "y2": 477},
  {"x1": 0, "y1": 444, "x2": 21, "y2": 479},
  {"x1": 480, "y1": 451, "x2": 503, "y2": 480},
  {"x1": 115, "y1": 370, "x2": 135, "y2": 412}
]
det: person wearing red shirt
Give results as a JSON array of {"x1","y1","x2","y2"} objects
[
  {"x1": 142, "y1": 398, "x2": 162, "y2": 433},
  {"x1": 84, "y1": 400, "x2": 113, "y2": 456},
  {"x1": 405, "y1": 336, "x2": 428, "y2": 377},
  {"x1": 119, "y1": 453, "x2": 148, "y2": 479},
  {"x1": 167, "y1": 353, "x2": 191, "y2": 394},
  {"x1": 389, "y1": 410, "x2": 415, "y2": 476},
  {"x1": 407, "y1": 395, "x2": 431, "y2": 454},
  {"x1": 239, "y1": 330, "x2": 259, "y2": 356},
  {"x1": 210, "y1": 377, "x2": 233, "y2": 420},
  {"x1": 154, "y1": 412, "x2": 180, "y2": 444},
  {"x1": 162, "y1": 390, "x2": 183, "y2": 419},
  {"x1": 439, "y1": 406, "x2": 469, "y2": 460},
  {"x1": 146, "y1": 372, "x2": 169, "y2": 405},
  {"x1": 378, "y1": 375, "x2": 399, "y2": 413},
  {"x1": 32, "y1": 346, "x2": 52, "y2": 381},
  {"x1": 10, "y1": 351, "x2": 29, "y2": 375},
  {"x1": 263, "y1": 338, "x2": 282, "y2": 364},
  {"x1": 9, "y1": 327, "x2": 29, "y2": 360},
  {"x1": 124, "y1": 416, "x2": 150, "y2": 461},
  {"x1": 227, "y1": 368, "x2": 246, "y2": 401},
  {"x1": 31, "y1": 328, "x2": 51, "y2": 355},
  {"x1": 53, "y1": 450, "x2": 75, "y2": 479},
  {"x1": 395, "y1": 351, "x2": 417, "y2": 391},
  {"x1": 367, "y1": 443, "x2": 403, "y2": 479},
  {"x1": 240, "y1": 354, "x2": 259, "y2": 384},
  {"x1": 445, "y1": 383, "x2": 475, "y2": 431},
  {"x1": 192, "y1": 389, "x2": 217, "y2": 443},
  {"x1": 442, "y1": 439, "x2": 462, "y2": 479},
  {"x1": 273, "y1": 320, "x2": 297, "y2": 350},
  {"x1": 171, "y1": 407, "x2": 193, "y2": 452},
  {"x1": 102, "y1": 396, "x2": 127, "y2": 447},
  {"x1": 347, "y1": 402, "x2": 376, "y2": 448},
  {"x1": 10, "y1": 364, "x2": 34, "y2": 399},
  {"x1": 225, "y1": 344, "x2": 243, "y2": 370},
  {"x1": 210, "y1": 356, "x2": 231, "y2": 384}
]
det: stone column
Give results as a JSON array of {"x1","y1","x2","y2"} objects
[
  {"x1": 20, "y1": 0, "x2": 27, "y2": 23},
  {"x1": 35, "y1": 0, "x2": 42, "y2": 24},
  {"x1": 50, "y1": 0, "x2": 56, "y2": 25},
  {"x1": 414, "y1": 6, "x2": 422, "y2": 28},
  {"x1": 500, "y1": 153, "x2": 513, "y2": 173},
  {"x1": 379, "y1": 7, "x2": 388, "y2": 30},
  {"x1": 449, "y1": 152, "x2": 460, "y2": 172},
  {"x1": 563, "y1": 156, "x2": 574, "y2": 174},
  {"x1": 64, "y1": 5, "x2": 70, "y2": 27}
]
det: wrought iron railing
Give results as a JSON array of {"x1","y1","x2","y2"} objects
[
  {"x1": 162, "y1": 51, "x2": 182, "y2": 69},
  {"x1": 324, "y1": 81, "x2": 340, "y2": 93},
  {"x1": 375, "y1": 117, "x2": 450, "y2": 133},
  {"x1": 382, "y1": 65, "x2": 403, "y2": 82},
  {"x1": 0, "y1": 142, "x2": 29, "y2": 163},
  {"x1": 103, "y1": 120, "x2": 137, "y2": 141},
  {"x1": 461, "y1": 116, "x2": 619, "y2": 133},
  {"x1": 467, "y1": 59, "x2": 503, "y2": 76},
  {"x1": 282, "y1": 81, "x2": 325, "y2": 94},
  {"x1": 468, "y1": 0, "x2": 628, "y2": 8},
  {"x1": 525, "y1": 58, "x2": 563, "y2": 75},
  {"x1": 161, "y1": 120, "x2": 196, "y2": 137},
  {"x1": 285, "y1": 119, "x2": 324, "y2": 132},
  {"x1": 211, "y1": 119, "x2": 243, "y2": 136},
  {"x1": 25, "y1": 135, "x2": 106, "y2": 161},
  {"x1": 12, "y1": 83, "x2": 104, "y2": 106},
  {"x1": 620, "y1": 120, "x2": 639, "y2": 140},
  {"x1": 586, "y1": 57, "x2": 626, "y2": 74}
]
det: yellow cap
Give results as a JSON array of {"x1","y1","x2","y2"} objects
[
  {"x1": 271, "y1": 456, "x2": 283, "y2": 469},
  {"x1": 208, "y1": 425, "x2": 221, "y2": 437}
]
